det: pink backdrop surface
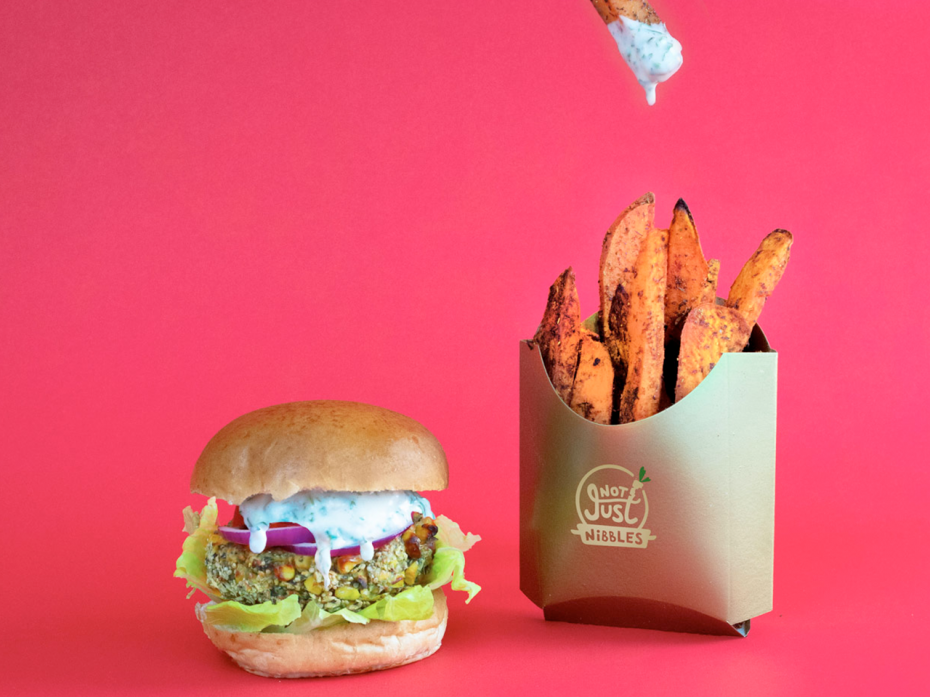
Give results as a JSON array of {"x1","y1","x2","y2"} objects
[{"x1": 2, "y1": 1, "x2": 928, "y2": 694}]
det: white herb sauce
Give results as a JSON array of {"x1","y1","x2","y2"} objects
[
  {"x1": 607, "y1": 17, "x2": 682, "y2": 105},
  {"x1": 239, "y1": 489, "x2": 432, "y2": 588}
]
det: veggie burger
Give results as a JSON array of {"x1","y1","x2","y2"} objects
[{"x1": 175, "y1": 401, "x2": 480, "y2": 678}]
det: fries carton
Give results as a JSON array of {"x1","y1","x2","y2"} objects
[{"x1": 519, "y1": 322, "x2": 776, "y2": 636}]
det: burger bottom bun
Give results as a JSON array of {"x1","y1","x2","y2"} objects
[{"x1": 197, "y1": 589, "x2": 448, "y2": 678}]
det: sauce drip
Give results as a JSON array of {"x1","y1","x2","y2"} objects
[{"x1": 607, "y1": 17, "x2": 683, "y2": 105}]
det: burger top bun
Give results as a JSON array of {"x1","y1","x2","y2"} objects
[{"x1": 191, "y1": 401, "x2": 449, "y2": 504}]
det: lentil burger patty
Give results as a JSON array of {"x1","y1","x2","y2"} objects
[{"x1": 205, "y1": 514, "x2": 438, "y2": 613}]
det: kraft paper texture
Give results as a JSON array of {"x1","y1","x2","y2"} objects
[{"x1": 519, "y1": 326, "x2": 776, "y2": 636}]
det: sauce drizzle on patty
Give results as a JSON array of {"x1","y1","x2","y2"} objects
[{"x1": 239, "y1": 489, "x2": 432, "y2": 588}]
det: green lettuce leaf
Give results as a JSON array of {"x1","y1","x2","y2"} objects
[
  {"x1": 426, "y1": 547, "x2": 481, "y2": 602},
  {"x1": 199, "y1": 584, "x2": 438, "y2": 634},
  {"x1": 435, "y1": 514, "x2": 481, "y2": 552},
  {"x1": 357, "y1": 583, "x2": 435, "y2": 621},
  {"x1": 276, "y1": 600, "x2": 369, "y2": 634},
  {"x1": 174, "y1": 498, "x2": 222, "y2": 601},
  {"x1": 201, "y1": 595, "x2": 302, "y2": 632}
]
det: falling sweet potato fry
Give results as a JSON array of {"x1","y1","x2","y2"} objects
[
  {"x1": 727, "y1": 230, "x2": 793, "y2": 329},
  {"x1": 534, "y1": 267, "x2": 582, "y2": 403},
  {"x1": 675, "y1": 303, "x2": 751, "y2": 402},
  {"x1": 568, "y1": 331, "x2": 614, "y2": 424},
  {"x1": 617, "y1": 226, "x2": 668, "y2": 423},
  {"x1": 599, "y1": 193, "x2": 654, "y2": 372},
  {"x1": 665, "y1": 199, "x2": 711, "y2": 339}
]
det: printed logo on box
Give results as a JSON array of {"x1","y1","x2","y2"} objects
[{"x1": 571, "y1": 465, "x2": 656, "y2": 549}]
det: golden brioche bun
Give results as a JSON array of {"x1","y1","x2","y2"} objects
[
  {"x1": 197, "y1": 589, "x2": 448, "y2": 678},
  {"x1": 191, "y1": 400, "x2": 449, "y2": 504}
]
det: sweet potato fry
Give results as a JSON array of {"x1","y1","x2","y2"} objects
[
  {"x1": 590, "y1": 0, "x2": 661, "y2": 24},
  {"x1": 599, "y1": 193, "x2": 654, "y2": 370},
  {"x1": 568, "y1": 331, "x2": 614, "y2": 424},
  {"x1": 675, "y1": 303, "x2": 751, "y2": 402},
  {"x1": 617, "y1": 226, "x2": 668, "y2": 423},
  {"x1": 534, "y1": 267, "x2": 582, "y2": 403},
  {"x1": 700, "y1": 258, "x2": 720, "y2": 305},
  {"x1": 727, "y1": 230, "x2": 793, "y2": 329},
  {"x1": 665, "y1": 199, "x2": 711, "y2": 339}
]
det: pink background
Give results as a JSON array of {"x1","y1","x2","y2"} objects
[{"x1": 2, "y1": 0, "x2": 928, "y2": 694}]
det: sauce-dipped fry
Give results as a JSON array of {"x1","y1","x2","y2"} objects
[{"x1": 588, "y1": 1, "x2": 683, "y2": 105}]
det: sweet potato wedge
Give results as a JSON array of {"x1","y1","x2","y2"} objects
[
  {"x1": 590, "y1": 0, "x2": 662, "y2": 24},
  {"x1": 617, "y1": 226, "x2": 668, "y2": 423},
  {"x1": 568, "y1": 331, "x2": 614, "y2": 424},
  {"x1": 533, "y1": 267, "x2": 582, "y2": 403},
  {"x1": 599, "y1": 193, "x2": 654, "y2": 371},
  {"x1": 700, "y1": 258, "x2": 720, "y2": 305},
  {"x1": 727, "y1": 230, "x2": 793, "y2": 329},
  {"x1": 665, "y1": 198, "x2": 711, "y2": 339},
  {"x1": 675, "y1": 303, "x2": 751, "y2": 402}
]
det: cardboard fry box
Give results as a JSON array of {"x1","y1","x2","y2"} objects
[{"x1": 519, "y1": 325, "x2": 776, "y2": 637}]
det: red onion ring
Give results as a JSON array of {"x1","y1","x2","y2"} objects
[
  {"x1": 218, "y1": 524, "x2": 406, "y2": 558},
  {"x1": 219, "y1": 525, "x2": 314, "y2": 547},
  {"x1": 280, "y1": 531, "x2": 401, "y2": 558}
]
